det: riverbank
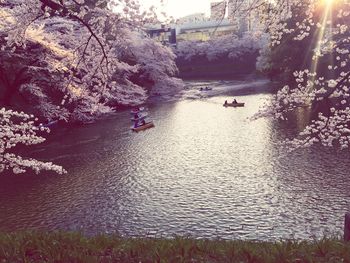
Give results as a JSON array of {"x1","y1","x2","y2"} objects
[{"x1": 1, "y1": 231, "x2": 349, "y2": 262}]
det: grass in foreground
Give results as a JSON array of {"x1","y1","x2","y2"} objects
[{"x1": 0, "y1": 231, "x2": 349, "y2": 262}]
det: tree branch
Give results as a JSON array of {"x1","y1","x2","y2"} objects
[{"x1": 317, "y1": 71, "x2": 350, "y2": 100}]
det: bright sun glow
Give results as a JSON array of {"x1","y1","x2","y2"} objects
[
  {"x1": 307, "y1": 0, "x2": 335, "y2": 89},
  {"x1": 323, "y1": 0, "x2": 335, "y2": 5}
]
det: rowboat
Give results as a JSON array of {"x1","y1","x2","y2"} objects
[
  {"x1": 223, "y1": 102, "x2": 245, "y2": 107},
  {"x1": 132, "y1": 121, "x2": 155, "y2": 132},
  {"x1": 200, "y1": 87, "x2": 212, "y2": 91}
]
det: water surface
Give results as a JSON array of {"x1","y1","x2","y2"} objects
[{"x1": 0, "y1": 80, "x2": 349, "y2": 240}]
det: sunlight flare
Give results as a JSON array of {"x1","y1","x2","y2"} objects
[
  {"x1": 323, "y1": 0, "x2": 335, "y2": 5},
  {"x1": 308, "y1": 0, "x2": 335, "y2": 87}
]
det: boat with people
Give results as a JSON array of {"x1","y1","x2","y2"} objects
[
  {"x1": 200, "y1": 86, "x2": 213, "y2": 91},
  {"x1": 132, "y1": 121, "x2": 155, "y2": 132},
  {"x1": 223, "y1": 99, "x2": 245, "y2": 107},
  {"x1": 130, "y1": 107, "x2": 155, "y2": 132},
  {"x1": 223, "y1": 102, "x2": 245, "y2": 107}
]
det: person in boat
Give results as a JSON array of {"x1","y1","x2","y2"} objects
[
  {"x1": 134, "y1": 120, "x2": 140, "y2": 128},
  {"x1": 141, "y1": 119, "x2": 146, "y2": 126},
  {"x1": 200, "y1": 87, "x2": 203, "y2": 91},
  {"x1": 232, "y1": 99, "x2": 237, "y2": 104},
  {"x1": 133, "y1": 107, "x2": 140, "y2": 113},
  {"x1": 224, "y1": 100, "x2": 228, "y2": 105}
]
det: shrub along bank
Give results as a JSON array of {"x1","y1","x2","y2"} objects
[{"x1": 0, "y1": 231, "x2": 349, "y2": 262}]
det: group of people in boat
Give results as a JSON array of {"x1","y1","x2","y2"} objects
[
  {"x1": 200, "y1": 86, "x2": 212, "y2": 91},
  {"x1": 224, "y1": 99, "x2": 237, "y2": 105},
  {"x1": 132, "y1": 107, "x2": 150, "y2": 129},
  {"x1": 133, "y1": 113, "x2": 146, "y2": 127}
]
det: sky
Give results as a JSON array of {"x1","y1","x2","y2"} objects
[{"x1": 140, "y1": 0, "x2": 213, "y2": 19}]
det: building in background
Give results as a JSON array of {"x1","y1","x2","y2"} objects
[
  {"x1": 174, "y1": 3, "x2": 234, "y2": 43},
  {"x1": 146, "y1": 25, "x2": 177, "y2": 46},
  {"x1": 176, "y1": 19, "x2": 236, "y2": 42},
  {"x1": 146, "y1": 0, "x2": 259, "y2": 45}
]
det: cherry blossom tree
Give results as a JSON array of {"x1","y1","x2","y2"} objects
[
  {"x1": 249, "y1": 0, "x2": 350, "y2": 150},
  {"x1": 121, "y1": 29, "x2": 184, "y2": 96},
  {"x1": 0, "y1": 0, "x2": 182, "y2": 174},
  {"x1": 0, "y1": 108, "x2": 66, "y2": 174}
]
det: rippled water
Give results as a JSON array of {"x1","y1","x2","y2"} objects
[{"x1": 0, "y1": 80, "x2": 349, "y2": 240}]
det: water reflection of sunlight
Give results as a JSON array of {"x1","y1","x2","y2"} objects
[
  {"x1": 1, "y1": 92, "x2": 350, "y2": 239},
  {"x1": 162, "y1": 95, "x2": 275, "y2": 178}
]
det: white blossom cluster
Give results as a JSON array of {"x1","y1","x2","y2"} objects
[
  {"x1": 284, "y1": 108, "x2": 350, "y2": 150},
  {"x1": 0, "y1": 108, "x2": 66, "y2": 174}
]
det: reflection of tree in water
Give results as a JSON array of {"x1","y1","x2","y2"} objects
[
  {"x1": 263, "y1": 102, "x2": 350, "y2": 227},
  {"x1": 269, "y1": 140, "x2": 350, "y2": 237}
]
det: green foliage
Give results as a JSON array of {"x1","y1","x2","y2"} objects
[{"x1": 0, "y1": 231, "x2": 349, "y2": 262}]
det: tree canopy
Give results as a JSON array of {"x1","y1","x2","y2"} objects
[{"x1": 0, "y1": 0, "x2": 182, "y2": 174}]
